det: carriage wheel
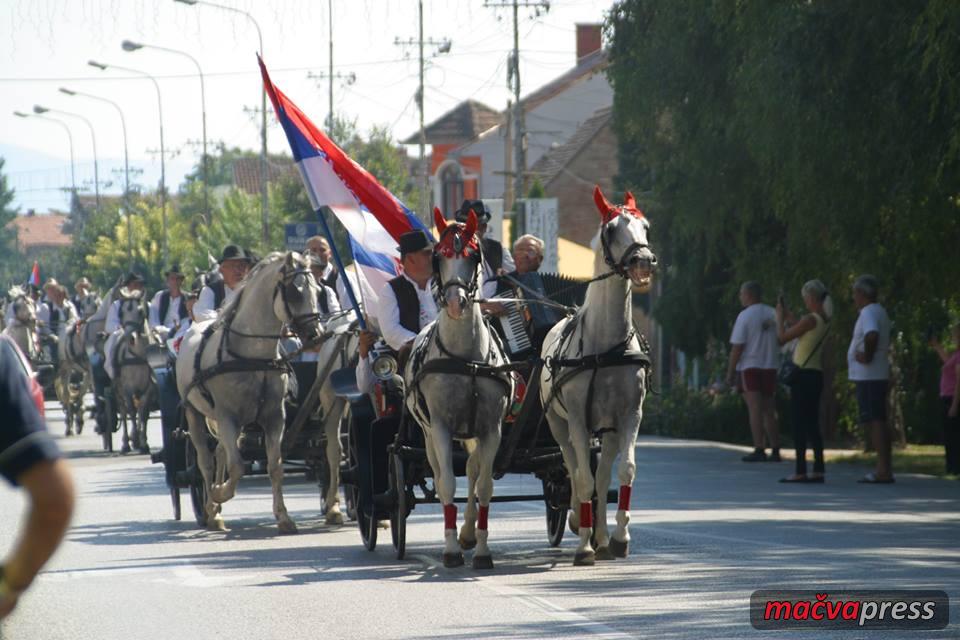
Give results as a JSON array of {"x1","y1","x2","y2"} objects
[
  {"x1": 186, "y1": 439, "x2": 209, "y2": 528},
  {"x1": 389, "y1": 452, "x2": 407, "y2": 559},
  {"x1": 101, "y1": 395, "x2": 115, "y2": 452},
  {"x1": 170, "y1": 486, "x2": 182, "y2": 521},
  {"x1": 542, "y1": 479, "x2": 567, "y2": 547}
]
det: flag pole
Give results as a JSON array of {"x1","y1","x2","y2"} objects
[{"x1": 316, "y1": 206, "x2": 367, "y2": 330}]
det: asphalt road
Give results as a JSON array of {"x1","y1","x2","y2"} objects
[{"x1": 1, "y1": 402, "x2": 958, "y2": 640}]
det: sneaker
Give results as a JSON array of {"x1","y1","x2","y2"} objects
[
  {"x1": 768, "y1": 452, "x2": 782, "y2": 462},
  {"x1": 742, "y1": 451, "x2": 767, "y2": 462}
]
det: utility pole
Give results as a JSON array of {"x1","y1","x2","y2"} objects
[
  {"x1": 485, "y1": 0, "x2": 549, "y2": 208},
  {"x1": 395, "y1": 1, "x2": 451, "y2": 224}
]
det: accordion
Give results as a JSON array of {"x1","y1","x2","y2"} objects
[{"x1": 494, "y1": 272, "x2": 589, "y2": 359}]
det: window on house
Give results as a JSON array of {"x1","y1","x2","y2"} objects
[{"x1": 441, "y1": 163, "x2": 464, "y2": 215}]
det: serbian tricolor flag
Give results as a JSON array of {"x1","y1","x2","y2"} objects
[
  {"x1": 258, "y1": 56, "x2": 429, "y2": 318},
  {"x1": 28, "y1": 261, "x2": 40, "y2": 287}
]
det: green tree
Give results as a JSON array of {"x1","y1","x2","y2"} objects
[{"x1": 0, "y1": 157, "x2": 20, "y2": 286}]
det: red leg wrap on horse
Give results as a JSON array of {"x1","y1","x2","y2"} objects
[
  {"x1": 579, "y1": 502, "x2": 593, "y2": 529},
  {"x1": 477, "y1": 505, "x2": 489, "y2": 531},
  {"x1": 443, "y1": 503, "x2": 457, "y2": 530},
  {"x1": 618, "y1": 485, "x2": 632, "y2": 511}
]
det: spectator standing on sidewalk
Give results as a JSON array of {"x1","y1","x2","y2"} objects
[
  {"x1": 0, "y1": 336, "x2": 75, "y2": 619},
  {"x1": 776, "y1": 280, "x2": 833, "y2": 483},
  {"x1": 930, "y1": 321, "x2": 960, "y2": 475},
  {"x1": 848, "y1": 274, "x2": 894, "y2": 483},
  {"x1": 726, "y1": 281, "x2": 782, "y2": 462}
]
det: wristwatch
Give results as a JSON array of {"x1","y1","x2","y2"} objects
[{"x1": 0, "y1": 565, "x2": 22, "y2": 600}]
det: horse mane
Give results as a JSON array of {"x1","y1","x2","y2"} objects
[{"x1": 215, "y1": 251, "x2": 288, "y2": 319}]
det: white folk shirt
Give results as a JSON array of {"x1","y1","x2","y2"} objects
[
  {"x1": 148, "y1": 290, "x2": 185, "y2": 331},
  {"x1": 37, "y1": 301, "x2": 76, "y2": 336},
  {"x1": 847, "y1": 303, "x2": 891, "y2": 381},
  {"x1": 729, "y1": 303, "x2": 779, "y2": 371},
  {"x1": 194, "y1": 283, "x2": 239, "y2": 323},
  {"x1": 105, "y1": 299, "x2": 123, "y2": 333},
  {"x1": 376, "y1": 272, "x2": 439, "y2": 351}
]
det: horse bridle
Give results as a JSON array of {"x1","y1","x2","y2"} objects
[
  {"x1": 226, "y1": 262, "x2": 321, "y2": 343},
  {"x1": 432, "y1": 225, "x2": 483, "y2": 308},
  {"x1": 600, "y1": 210, "x2": 657, "y2": 279}
]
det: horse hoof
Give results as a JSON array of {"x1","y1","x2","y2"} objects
[
  {"x1": 378, "y1": 520, "x2": 390, "y2": 530},
  {"x1": 458, "y1": 535, "x2": 477, "y2": 551},
  {"x1": 120, "y1": 443, "x2": 131, "y2": 454},
  {"x1": 278, "y1": 519, "x2": 299, "y2": 535},
  {"x1": 472, "y1": 555, "x2": 494, "y2": 570},
  {"x1": 609, "y1": 538, "x2": 629, "y2": 558},
  {"x1": 442, "y1": 552, "x2": 464, "y2": 568},
  {"x1": 207, "y1": 516, "x2": 227, "y2": 532},
  {"x1": 138, "y1": 446, "x2": 150, "y2": 456},
  {"x1": 595, "y1": 546, "x2": 615, "y2": 561},
  {"x1": 325, "y1": 511, "x2": 344, "y2": 526},
  {"x1": 573, "y1": 550, "x2": 596, "y2": 566}
]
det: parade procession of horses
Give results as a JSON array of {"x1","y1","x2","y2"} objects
[{"x1": 1, "y1": 187, "x2": 657, "y2": 571}]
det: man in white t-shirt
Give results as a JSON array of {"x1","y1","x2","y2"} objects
[
  {"x1": 848, "y1": 274, "x2": 894, "y2": 483},
  {"x1": 726, "y1": 281, "x2": 781, "y2": 462}
]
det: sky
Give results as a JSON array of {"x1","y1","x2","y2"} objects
[{"x1": 0, "y1": 0, "x2": 616, "y2": 213}]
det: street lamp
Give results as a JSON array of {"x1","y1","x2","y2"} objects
[
  {"x1": 13, "y1": 110, "x2": 76, "y2": 201},
  {"x1": 122, "y1": 39, "x2": 209, "y2": 224},
  {"x1": 174, "y1": 0, "x2": 269, "y2": 246},
  {"x1": 34, "y1": 104, "x2": 100, "y2": 213},
  {"x1": 59, "y1": 87, "x2": 136, "y2": 269},
  {"x1": 88, "y1": 60, "x2": 169, "y2": 268}
]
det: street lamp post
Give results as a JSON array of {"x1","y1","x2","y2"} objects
[
  {"x1": 88, "y1": 60, "x2": 168, "y2": 268},
  {"x1": 58, "y1": 88, "x2": 136, "y2": 268},
  {"x1": 122, "y1": 39, "x2": 210, "y2": 225},
  {"x1": 33, "y1": 105, "x2": 100, "y2": 214},
  {"x1": 13, "y1": 110, "x2": 76, "y2": 201},
  {"x1": 174, "y1": 0, "x2": 268, "y2": 247}
]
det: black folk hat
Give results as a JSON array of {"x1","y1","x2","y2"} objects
[
  {"x1": 219, "y1": 244, "x2": 251, "y2": 264},
  {"x1": 123, "y1": 272, "x2": 145, "y2": 286},
  {"x1": 397, "y1": 229, "x2": 434, "y2": 257},
  {"x1": 454, "y1": 199, "x2": 491, "y2": 224},
  {"x1": 164, "y1": 263, "x2": 185, "y2": 278}
]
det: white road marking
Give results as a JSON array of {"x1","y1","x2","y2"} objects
[{"x1": 39, "y1": 560, "x2": 247, "y2": 588}]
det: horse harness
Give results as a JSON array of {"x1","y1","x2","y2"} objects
[{"x1": 183, "y1": 264, "x2": 321, "y2": 422}]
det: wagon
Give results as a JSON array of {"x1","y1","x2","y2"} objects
[
  {"x1": 336, "y1": 351, "x2": 616, "y2": 559},
  {"x1": 149, "y1": 321, "x2": 356, "y2": 525}
]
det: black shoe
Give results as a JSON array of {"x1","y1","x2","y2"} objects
[
  {"x1": 742, "y1": 451, "x2": 767, "y2": 462},
  {"x1": 768, "y1": 452, "x2": 782, "y2": 462}
]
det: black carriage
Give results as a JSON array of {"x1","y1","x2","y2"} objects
[
  {"x1": 336, "y1": 274, "x2": 618, "y2": 558},
  {"x1": 150, "y1": 324, "x2": 356, "y2": 525}
]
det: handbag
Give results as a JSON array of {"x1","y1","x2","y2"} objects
[{"x1": 778, "y1": 318, "x2": 830, "y2": 386}]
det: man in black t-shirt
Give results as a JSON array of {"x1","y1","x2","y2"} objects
[{"x1": 0, "y1": 336, "x2": 75, "y2": 619}]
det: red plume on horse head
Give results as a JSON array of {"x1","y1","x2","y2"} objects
[
  {"x1": 461, "y1": 209, "x2": 478, "y2": 242},
  {"x1": 434, "y1": 206, "x2": 448, "y2": 234},
  {"x1": 593, "y1": 185, "x2": 645, "y2": 223}
]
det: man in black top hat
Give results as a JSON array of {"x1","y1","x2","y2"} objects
[
  {"x1": 454, "y1": 199, "x2": 514, "y2": 301},
  {"x1": 148, "y1": 264, "x2": 188, "y2": 338},
  {"x1": 375, "y1": 229, "x2": 439, "y2": 352},
  {"x1": 194, "y1": 244, "x2": 251, "y2": 322}
]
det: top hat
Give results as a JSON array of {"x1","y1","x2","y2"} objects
[
  {"x1": 218, "y1": 244, "x2": 251, "y2": 264},
  {"x1": 164, "y1": 263, "x2": 185, "y2": 278},
  {"x1": 397, "y1": 230, "x2": 434, "y2": 256},
  {"x1": 454, "y1": 199, "x2": 491, "y2": 224}
]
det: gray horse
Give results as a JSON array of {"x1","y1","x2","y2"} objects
[
  {"x1": 405, "y1": 210, "x2": 512, "y2": 569},
  {"x1": 3, "y1": 288, "x2": 39, "y2": 361},
  {"x1": 56, "y1": 292, "x2": 100, "y2": 436},
  {"x1": 540, "y1": 186, "x2": 657, "y2": 566},
  {"x1": 177, "y1": 252, "x2": 323, "y2": 533},
  {"x1": 113, "y1": 292, "x2": 156, "y2": 454}
]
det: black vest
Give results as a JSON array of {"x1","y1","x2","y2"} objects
[
  {"x1": 210, "y1": 281, "x2": 227, "y2": 310},
  {"x1": 158, "y1": 291, "x2": 189, "y2": 325},
  {"x1": 387, "y1": 276, "x2": 421, "y2": 334},
  {"x1": 318, "y1": 286, "x2": 330, "y2": 315},
  {"x1": 322, "y1": 268, "x2": 338, "y2": 290},
  {"x1": 49, "y1": 306, "x2": 61, "y2": 335},
  {"x1": 482, "y1": 237, "x2": 504, "y2": 273}
]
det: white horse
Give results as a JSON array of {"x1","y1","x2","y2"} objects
[
  {"x1": 540, "y1": 186, "x2": 657, "y2": 566},
  {"x1": 2, "y1": 288, "x2": 39, "y2": 361},
  {"x1": 405, "y1": 210, "x2": 513, "y2": 569},
  {"x1": 56, "y1": 293, "x2": 100, "y2": 436},
  {"x1": 113, "y1": 293, "x2": 156, "y2": 454},
  {"x1": 177, "y1": 252, "x2": 323, "y2": 533}
]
